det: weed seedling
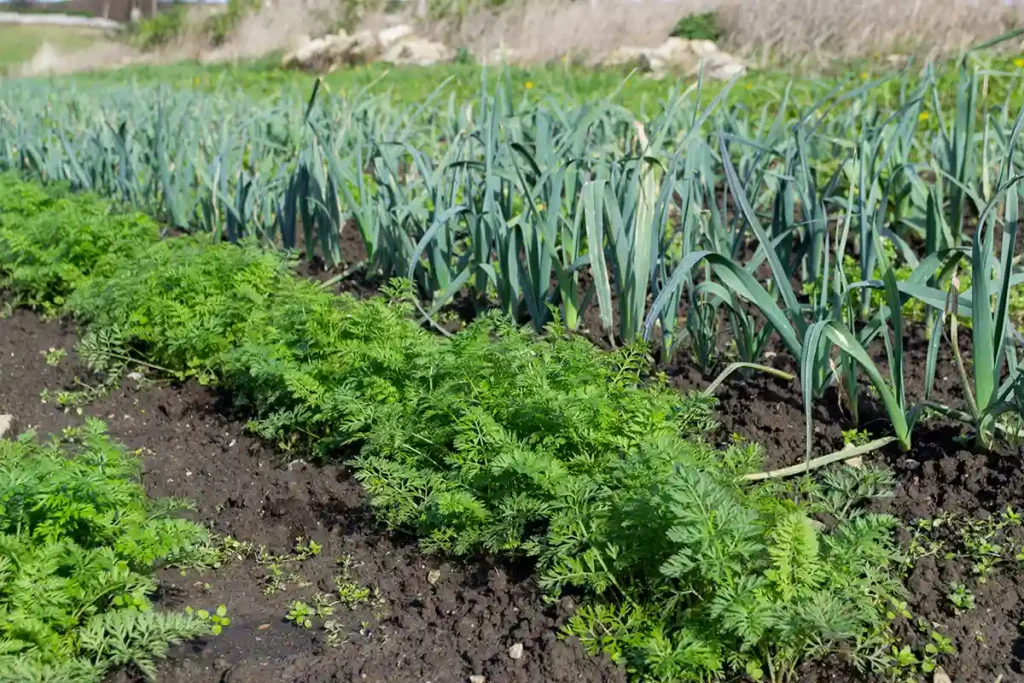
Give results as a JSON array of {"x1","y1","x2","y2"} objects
[
  {"x1": 842, "y1": 428, "x2": 872, "y2": 447},
  {"x1": 922, "y1": 631, "x2": 955, "y2": 673},
  {"x1": 42, "y1": 347, "x2": 66, "y2": 365},
  {"x1": 185, "y1": 605, "x2": 232, "y2": 635},
  {"x1": 947, "y1": 583, "x2": 975, "y2": 614},
  {"x1": 285, "y1": 601, "x2": 314, "y2": 629}
]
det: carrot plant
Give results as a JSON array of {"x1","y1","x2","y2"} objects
[{"x1": 0, "y1": 419, "x2": 220, "y2": 682}]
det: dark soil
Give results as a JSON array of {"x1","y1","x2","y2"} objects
[
  {"x1": 0, "y1": 311, "x2": 624, "y2": 683},
  {"x1": 4, "y1": 294, "x2": 1024, "y2": 681},
  {"x1": 666, "y1": 322, "x2": 1024, "y2": 683}
]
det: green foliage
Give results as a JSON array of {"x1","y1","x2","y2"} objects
[
  {"x1": 285, "y1": 601, "x2": 314, "y2": 629},
  {"x1": 184, "y1": 604, "x2": 231, "y2": 635},
  {"x1": 0, "y1": 419, "x2": 216, "y2": 682},
  {"x1": 670, "y1": 12, "x2": 724, "y2": 42},
  {"x1": 127, "y1": 5, "x2": 189, "y2": 51},
  {"x1": 0, "y1": 178, "x2": 910, "y2": 682},
  {"x1": 946, "y1": 582, "x2": 975, "y2": 613},
  {"x1": 127, "y1": 0, "x2": 259, "y2": 52},
  {"x1": 203, "y1": 0, "x2": 263, "y2": 47},
  {"x1": 67, "y1": 237, "x2": 292, "y2": 383},
  {"x1": 0, "y1": 177, "x2": 158, "y2": 313},
  {"x1": 561, "y1": 465, "x2": 904, "y2": 682}
]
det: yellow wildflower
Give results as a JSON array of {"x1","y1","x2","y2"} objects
[
  {"x1": 525, "y1": 81, "x2": 535, "y2": 90},
  {"x1": 1015, "y1": 57, "x2": 1024, "y2": 68},
  {"x1": 861, "y1": 72, "x2": 869, "y2": 80},
  {"x1": 918, "y1": 111, "x2": 930, "y2": 121}
]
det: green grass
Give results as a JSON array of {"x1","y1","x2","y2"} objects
[
  {"x1": 0, "y1": 25, "x2": 111, "y2": 75},
  {"x1": 44, "y1": 49, "x2": 1024, "y2": 113}
]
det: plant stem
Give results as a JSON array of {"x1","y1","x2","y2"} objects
[
  {"x1": 742, "y1": 436, "x2": 897, "y2": 481},
  {"x1": 703, "y1": 363, "x2": 796, "y2": 397}
]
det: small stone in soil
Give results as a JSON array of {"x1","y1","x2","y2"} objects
[
  {"x1": 0, "y1": 414, "x2": 13, "y2": 439},
  {"x1": 508, "y1": 642, "x2": 524, "y2": 660},
  {"x1": 427, "y1": 568, "x2": 441, "y2": 585},
  {"x1": 469, "y1": 677, "x2": 486, "y2": 683}
]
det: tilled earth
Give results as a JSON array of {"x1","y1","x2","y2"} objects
[
  {"x1": 0, "y1": 311, "x2": 623, "y2": 683},
  {"x1": 2, "y1": 306, "x2": 1024, "y2": 682}
]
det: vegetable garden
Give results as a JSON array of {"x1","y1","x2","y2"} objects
[{"x1": 0, "y1": 46, "x2": 1023, "y2": 683}]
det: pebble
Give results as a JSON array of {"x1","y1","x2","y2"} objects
[
  {"x1": 508, "y1": 642, "x2": 524, "y2": 660},
  {"x1": 469, "y1": 677, "x2": 486, "y2": 683},
  {"x1": 427, "y1": 568, "x2": 441, "y2": 585},
  {"x1": 0, "y1": 414, "x2": 13, "y2": 439},
  {"x1": 933, "y1": 666, "x2": 951, "y2": 683}
]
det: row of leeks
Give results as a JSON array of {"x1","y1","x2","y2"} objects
[{"x1": 0, "y1": 62, "x2": 1022, "y2": 462}]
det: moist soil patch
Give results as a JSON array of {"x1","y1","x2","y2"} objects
[{"x1": 3, "y1": 308, "x2": 1024, "y2": 682}]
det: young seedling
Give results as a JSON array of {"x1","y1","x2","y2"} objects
[
  {"x1": 185, "y1": 605, "x2": 231, "y2": 635},
  {"x1": 947, "y1": 583, "x2": 975, "y2": 614},
  {"x1": 285, "y1": 601, "x2": 315, "y2": 629},
  {"x1": 42, "y1": 347, "x2": 66, "y2": 366}
]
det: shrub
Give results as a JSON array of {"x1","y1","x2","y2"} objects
[
  {"x1": 670, "y1": 11, "x2": 724, "y2": 42},
  {"x1": 0, "y1": 419, "x2": 214, "y2": 682},
  {"x1": 127, "y1": 0, "x2": 262, "y2": 51},
  {"x1": 203, "y1": 0, "x2": 263, "y2": 47},
  {"x1": 128, "y1": 4, "x2": 189, "y2": 51}
]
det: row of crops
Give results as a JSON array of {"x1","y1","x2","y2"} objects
[
  {"x1": 0, "y1": 173, "x2": 907, "y2": 683},
  {"x1": 0, "y1": 58, "x2": 1022, "y2": 460}
]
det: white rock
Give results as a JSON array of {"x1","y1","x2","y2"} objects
[
  {"x1": 933, "y1": 666, "x2": 951, "y2": 683},
  {"x1": 469, "y1": 677, "x2": 486, "y2": 683},
  {"x1": 508, "y1": 642, "x2": 524, "y2": 660},
  {"x1": 601, "y1": 46, "x2": 648, "y2": 68},
  {"x1": 692, "y1": 51, "x2": 746, "y2": 80},
  {"x1": 0, "y1": 414, "x2": 12, "y2": 439},
  {"x1": 427, "y1": 568, "x2": 441, "y2": 585},
  {"x1": 887, "y1": 53, "x2": 910, "y2": 68},
  {"x1": 380, "y1": 36, "x2": 454, "y2": 67},
  {"x1": 602, "y1": 38, "x2": 744, "y2": 81},
  {"x1": 343, "y1": 30, "x2": 381, "y2": 64},
  {"x1": 296, "y1": 37, "x2": 328, "y2": 63},
  {"x1": 378, "y1": 24, "x2": 415, "y2": 49},
  {"x1": 484, "y1": 46, "x2": 522, "y2": 66},
  {"x1": 281, "y1": 30, "x2": 381, "y2": 71}
]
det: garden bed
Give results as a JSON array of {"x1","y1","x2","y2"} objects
[
  {"x1": 0, "y1": 310, "x2": 624, "y2": 683},
  {"x1": 2, "y1": 53, "x2": 1024, "y2": 679},
  {"x1": 3, "y1": 290, "x2": 1023, "y2": 682}
]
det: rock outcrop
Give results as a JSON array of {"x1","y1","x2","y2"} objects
[
  {"x1": 282, "y1": 25, "x2": 453, "y2": 71},
  {"x1": 601, "y1": 37, "x2": 745, "y2": 80},
  {"x1": 282, "y1": 26, "x2": 743, "y2": 80}
]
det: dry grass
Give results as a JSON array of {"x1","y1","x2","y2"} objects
[
  {"x1": 423, "y1": 0, "x2": 1024, "y2": 67},
  {"x1": 718, "y1": 0, "x2": 1024, "y2": 66},
  {"x1": 199, "y1": 0, "x2": 338, "y2": 64},
  {"x1": 12, "y1": 0, "x2": 1024, "y2": 77}
]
